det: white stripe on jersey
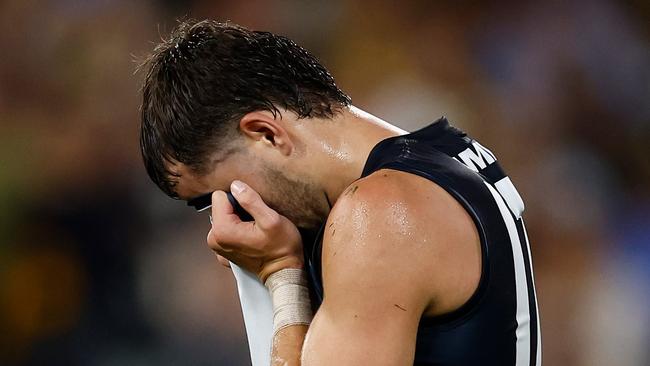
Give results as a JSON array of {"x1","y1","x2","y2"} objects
[
  {"x1": 521, "y1": 223, "x2": 542, "y2": 366},
  {"x1": 484, "y1": 182, "x2": 532, "y2": 366}
]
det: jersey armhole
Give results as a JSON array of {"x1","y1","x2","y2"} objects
[{"x1": 378, "y1": 163, "x2": 491, "y2": 329}]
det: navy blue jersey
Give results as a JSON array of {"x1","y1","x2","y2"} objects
[{"x1": 304, "y1": 118, "x2": 541, "y2": 366}]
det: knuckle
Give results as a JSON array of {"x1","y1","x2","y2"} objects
[
  {"x1": 207, "y1": 229, "x2": 227, "y2": 249},
  {"x1": 218, "y1": 241, "x2": 234, "y2": 251},
  {"x1": 214, "y1": 247, "x2": 229, "y2": 256},
  {"x1": 206, "y1": 230, "x2": 216, "y2": 244},
  {"x1": 207, "y1": 240, "x2": 220, "y2": 251},
  {"x1": 208, "y1": 226, "x2": 223, "y2": 241},
  {"x1": 266, "y1": 212, "x2": 282, "y2": 228}
]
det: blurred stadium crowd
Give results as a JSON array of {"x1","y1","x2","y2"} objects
[{"x1": 0, "y1": 0, "x2": 649, "y2": 365}]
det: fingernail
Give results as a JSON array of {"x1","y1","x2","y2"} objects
[{"x1": 231, "y1": 180, "x2": 246, "y2": 195}]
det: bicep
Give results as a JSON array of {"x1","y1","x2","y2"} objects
[
  {"x1": 300, "y1": 172, "x2": 480, "y2": 365},
  {"x1": 301, "y1": 254, "x2": 425, "y2": 365},
  {"x1": 301, "y1": 292, "x2": 421, "y2": 366},
  {"x1": 300, "y1": 184, "x2": 432, "y2": 365}
]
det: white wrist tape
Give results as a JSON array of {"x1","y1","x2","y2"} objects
[{"x1": 264, "y1": 268, "x2": 313, "y2": 334}]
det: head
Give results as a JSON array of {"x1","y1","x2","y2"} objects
[{"x1": 139, "y1": 19, "x2": 351, "y2": 230}]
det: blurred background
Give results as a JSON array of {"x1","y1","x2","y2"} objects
[{"x1": 1, "y1": 0, "x2": 649, "y2": 365}]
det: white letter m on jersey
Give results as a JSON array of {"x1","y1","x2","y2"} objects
[{"x1": 456, "y1": 141, "x2": 525, "y2": 219}]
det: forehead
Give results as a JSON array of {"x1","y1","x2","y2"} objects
[{"x1": 168, "y1": 152, "x2": 248, "y2": 201}]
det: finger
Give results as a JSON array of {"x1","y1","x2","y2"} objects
[
  {"x1": 230, "y1": 180, "x2": 280, "y2": 230},
  {"x1": 215, "y1": 253, "x2": 231, "y2": 268},
  {"x1": 207, "y1": 222, "x2": 256, "y2": 255},
  {"x1": 209, "y1": 191, "x2": 241, "y2": 241},
  {"x1": 206, "y1": 228, "x2": 222, "y2": 252},
  {"x1": 211, "y1": 190, "x2": 240, "y2": 223},
  {"x1": 206, "y1": 228, "x2": 235, "y2": 252}
]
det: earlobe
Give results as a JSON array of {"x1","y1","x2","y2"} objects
[{"x1": 239, "y1": 110, "x2": 293, "y2": 155}]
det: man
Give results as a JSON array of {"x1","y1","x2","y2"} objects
[{"x1": 139, "y1": 19, "x2": 541, "y2": 365}]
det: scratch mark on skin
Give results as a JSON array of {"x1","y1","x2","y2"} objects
[
  {"x1": 331, "y1": 229, "x2": 336, "y2": 237},
  {"x1": 394, "y1": 304, "x2": 407, "y2": 312},
  {"x1": 328, "y1": 222, "x2": 334, "y2": 228},
  {"x1": 344, "y1": 185, "x2": 359, "y2": 196}
]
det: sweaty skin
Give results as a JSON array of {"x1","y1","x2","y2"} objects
[
  {"x1": 178, "y1": 106, "x2": 481, "y2": 365},
  {"x1": 207, "y1": 170, "x2": 480, "y2": 365},
  {"x1": 300, "y1": 170, "x2": 481, "y2": 365}
]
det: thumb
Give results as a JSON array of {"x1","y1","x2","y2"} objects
[{"x1": 230, "y1": 180, "x2": 280, "y2": 230}]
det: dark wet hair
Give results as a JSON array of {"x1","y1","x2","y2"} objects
[{"x1": 139, "y1": 19, "x2": 351, "y2": 197}]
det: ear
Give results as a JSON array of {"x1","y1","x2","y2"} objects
[{"x1": 239, "y1": 110, "x2": 294, "y2": 156}]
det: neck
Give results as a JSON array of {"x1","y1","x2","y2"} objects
[{"x1": 309, "y1": 106, "x2": 407, "y2": 207}]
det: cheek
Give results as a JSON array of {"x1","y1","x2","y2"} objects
[
  {"x1": 243, "y1": 178, "x2": 292, "y2": 216},
  {"x1": 234, "y1": 168, "x2": 262, "y2": 183},
  {"x1": 206, "y1": 160, "x2": 263, "y2": 192},
  {"x1": 267, "y1": 180, "x2": 326, "y2": 228},
  {"x1": 259, "y1": 185, "x2": 288, "y2": 213},
  {"x1": 234, "y1": 176, "x2": 280, "y2": 211}
]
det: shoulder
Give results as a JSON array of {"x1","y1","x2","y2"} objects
[
  {"x1": 327, "y1": 168, "x2": 475, "y2": 246},
  {"x1": 322, "y1": 168, "x2": 481, "y2": 314}
]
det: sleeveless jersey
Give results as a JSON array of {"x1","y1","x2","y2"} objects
[{"x1": 303, "y1": 117, "x2": 541, "y2": 366}]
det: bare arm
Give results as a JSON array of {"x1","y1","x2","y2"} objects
[
  {"x1": 273, "y1": 171, "x2": 481, "y2": 365},
  {"x1": 212, "y1": 173, "x2": 480, "y2": 365},
  {"x1": 271, "y1": 325, "x2": 308, "y2": 365}
]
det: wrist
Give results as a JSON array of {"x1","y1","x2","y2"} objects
[
  {"x1": 259, "y1": 256, "x2": 304, "y2": 283},
  {"x1": 264, "y1": 268, "x2": 313, "y2": 335}
]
